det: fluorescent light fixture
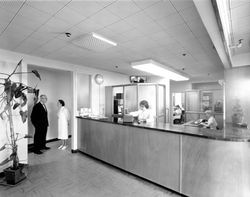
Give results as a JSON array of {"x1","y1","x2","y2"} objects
[
  {"x1": 131, "y1": 60, "x2": 189, "y2": 81},
  {"x1": 92, "y1": 32, "x2": 117, "y2": 46}
]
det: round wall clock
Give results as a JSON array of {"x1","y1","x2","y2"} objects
[{"x1": 94, "y1": 74, "x2": 104, "y2": 85}]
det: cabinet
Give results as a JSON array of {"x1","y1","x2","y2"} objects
[{"x1": 105, "y1": 83, "x2": 166, "y2": 123}]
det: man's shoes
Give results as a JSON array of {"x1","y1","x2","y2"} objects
[
  {"x1": 33, "y1": 150, "x2": 43, "y2": 154},
  {"x1": 42, "y1": 146, "x2": 51, "y2": 150}
]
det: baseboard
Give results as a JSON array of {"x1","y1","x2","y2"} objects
[{"x1": 28, "y1": 135, "x2": 71, "y2": 151}]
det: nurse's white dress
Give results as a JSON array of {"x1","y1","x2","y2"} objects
[{"x1": 57, "y1": 106, "x2": 70, "y2": 140}]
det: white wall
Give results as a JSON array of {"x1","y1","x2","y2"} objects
[{"x1": 0, "y1": 48, "x2": 129, "y2": 150}]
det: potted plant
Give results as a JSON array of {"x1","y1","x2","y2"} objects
[{"x1": 0, "y1": 59, "x2": 40, "y2": 185}]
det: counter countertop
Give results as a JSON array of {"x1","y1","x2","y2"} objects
[{"x1": 76, "y1": 116, "x2": 250, "y2": 142}]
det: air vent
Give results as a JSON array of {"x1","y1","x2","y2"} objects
[{"x1": 72, "y1": 33, "x2": 117, "y2": 52}]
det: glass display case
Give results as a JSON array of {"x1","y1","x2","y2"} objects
[{"x1": 105, "y1": 83, "x2": 166, "y2": 123}]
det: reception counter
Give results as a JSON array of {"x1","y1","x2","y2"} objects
[{"x1": 77, "y1": 116, "x2": 250, "y2": 197}]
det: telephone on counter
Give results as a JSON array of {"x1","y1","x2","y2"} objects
[{"x1": 194, "y1": 119, "x2": 207, "y2": 125}]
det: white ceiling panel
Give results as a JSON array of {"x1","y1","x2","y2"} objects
[
  {"x1": 132, "y1": 0, "x2": 160, "y2": 9},
  {"x1": 54, "y1": 6, "x2": 87, "y2": 26},
  {"x1": 143, "y1": 1, "x2": 176, "y2": 20},
  {"x1": 0, "y1": 0, "x2": 226, "y2": 80},
  {"x1": 166, "y1": 24, "x2": 193, "y2": 39},
  {"x1": 67, "y1": 1, "x2": 103, "y2": 18},
  {"x1": 14, "y1": 37, "x2": 44, "y2": 54},
  {"x1": 169, "y1": 0, "x2": 194, "y2": 11},
  {"x1": 157, "y1": 12, "x2": 185, "y2": 29},
  {"x1": 135, "y1": 21, "x2": 163, "y2": 36},
  {"x1": 0, "y1": 7, "x2": 16, "y2": 25},
  {"x1": 119, "y1": 28, "x2": 144, "y2": 41},
  {"x1": 76, "y1": 18, "x2": 103, "y2": 34},
  {"x1": 106, "y1": 20, "x2": 134, "y2": 35},
  {"x1": 88, "y1": 9, "x2": 121, "y2": 27},
  {"x1": 179, "y1": 5, "x2": 200, "y2": 22},
  {"x1": 107, "y1": 0, "x2": 141, "y2": 19},
  {"x1": 26, "y1": 1, "x2": 66, "y2": 16},
  {"x1": 38, "y1": 17, "x2": 70, "y2": 34},
  {"x1": 124, "y1": 11, "x2": 155, "y2": 27},
  {"x1": 231, "y1": 3, "x2": 250, "y2": 19},
  {"x1": 0, "y1": 0, "x2": 25, "y2": 13},
  {"x1": 15, "y1": 4, "x2": 52, "y2": 25}
]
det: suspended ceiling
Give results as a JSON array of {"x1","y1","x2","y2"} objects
[{"x1": 0, "y1": 0, "x2": 233, "y2": 81}]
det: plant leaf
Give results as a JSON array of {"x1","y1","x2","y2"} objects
[
  {"x1": 32, "y1": 70, "x2": 41, "y2": 80},
  {"x1": 0, "y1": 144, "x2": 6, "y2": 151},
  {"x1": 13, "y1": 103, "x2": 20, "y2": 110},
  {"x1": 0, "y1": 157, "x2": 13, "y2": 166}
]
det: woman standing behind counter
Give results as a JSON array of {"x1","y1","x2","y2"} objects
[{"x1": 129, "y1": 100, "x2": 154, "y2": 123}]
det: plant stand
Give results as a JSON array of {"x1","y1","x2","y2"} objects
[{"x1": 4, "y1": 164, "x2": 26, "y2": 185}]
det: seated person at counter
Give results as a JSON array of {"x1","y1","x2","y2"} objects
[
  {"x1": 129, "y1": 100, "x2": 154, "y2": 123},
  {"x1": 200, "y1": 110, "x2": 218, "y2": 130},
  {"x1": 173, "y1": 105, "x2": 182, "y2": 124}
]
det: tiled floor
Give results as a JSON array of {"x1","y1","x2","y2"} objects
[{"x1": 0, "y1": 141, "x2": 183, "y2": 197}]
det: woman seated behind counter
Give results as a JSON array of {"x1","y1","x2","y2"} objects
[
  {"x1": 129, "y1": 100, "x2": 154, "y2": 123},
  {"x1": 200, "y1": 110, "x2": 218, "y2": 130}
]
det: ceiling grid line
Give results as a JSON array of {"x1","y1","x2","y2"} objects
[
  {"x1": 0, "y1": 0, "x2": 26, "y2": 36},
  {"x1": 169, "y1": 0, "x2": 222, "y2": 69}
]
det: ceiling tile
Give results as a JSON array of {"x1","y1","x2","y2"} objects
[
  {"x1": 179, "y1": 5, "x2": 200, "y2": 22},
  {"x1": 157, "y1": 13, "x2": 185, "y2": 29},
  {"x1": 38, "y1": 17, "x2": 70, "y2": 34},
  {"x1": 26, "y1": 1, "x2": 66, "y2": 16},
  {"x1": 88, "y1": 9, "x2": 121, "y2": 27},
  {"x1": 0, "y1": 0, "x2": 25, "y2": 13},
  {"x1": 14, "y1": 37, "x2": 44, "y2": 54},
  {"x1": 67, "y1": 1, "x2": 103, "y2": 18},
  {"x1": 166, "y1": 24, "x2": 193, "y2": 39},
  {"x1": 107, "y1": 0, "x2": 141, "y2": 19},
  {"x1": 28, "y1": 30, "x2": 58, "y2": 44},
  {"x1": 76, "y1": 18, "x2": 104, "y2": 34},
  {"x1": 16, "y1": 4, "x2": 52, "y2": 24},
  {"x1": 230, "y1": 0, "x2": 250, "y2": 8},
  {"x1": 106, "y1": 20, "x2": 134, "y2": 35},
  {"x1": 124, "y1": 11, "x2": 154, "y2": 27},
  {"x1": 0, "y1": 7, "x2": 16, "y2": 24},
  {"x1": 133, "y1": 0, "x2": 161, "y2": 10},
  {"x1": 135, "y1": 21, "x2": 163, "y2": 36},
  {"x1": 143, "y1": 1, "x2": 176, "y2": 20},
  {"x1": 231, "y1": 3, "x2": 250, "y2": 19},
  {"x1": 149, "y1": 31, "x2": 173, "y2": 42},
  {"x1": 186, "y1": 18, "x2": 209, "y2": 38},
  {"x1": 169, "y1": 0, "x2": 194, "y2": 11},
  {"x1": 54, "y1": 6, "x2": 86, "y2": 26},
  {"x1": 119, "y1": 28, "x2": 144, "y2": 41}
]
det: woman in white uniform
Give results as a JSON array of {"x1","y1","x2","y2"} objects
[
  {"x1": 57, "y1": 100, "x2": 70, "y2": 150},
  {"x1": 129, "y1": 100, "x2": 154, "y2": 123}
]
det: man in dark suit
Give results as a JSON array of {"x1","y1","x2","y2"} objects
[{"x1": 31, "y1": 94, "x2": 50, "y2": 154}]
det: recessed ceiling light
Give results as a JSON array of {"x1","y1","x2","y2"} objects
[
  {"x1": 131, "y1": 59, "x2": 189, "y2": 81},
  {"x1": 92, "y1": 32, "x2": 117, "y2": 46}
]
